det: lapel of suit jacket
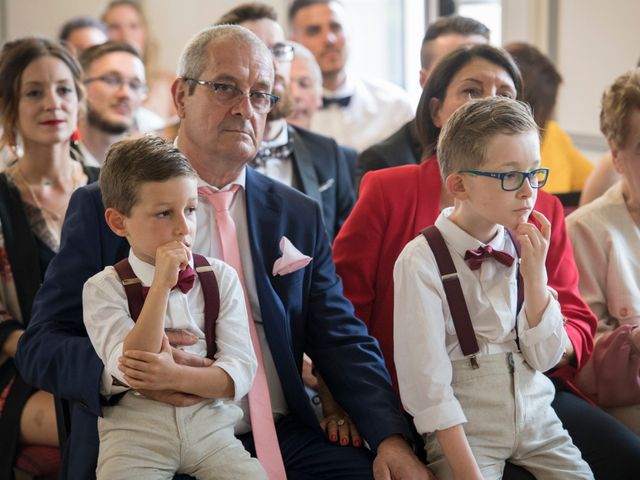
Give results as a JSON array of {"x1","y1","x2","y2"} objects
[
  {"x1": 244, "y1": 168, "x2": 320, "y2": 426},
  {"x1": 244, "y1": 168, "x2": 288, "y2": 342},
  {"x1": 289, "y1": 126, "x2": 323, "y2": 208},
  {"x1": 413, "y1": 155, "x2": 443, "y2": 235}
]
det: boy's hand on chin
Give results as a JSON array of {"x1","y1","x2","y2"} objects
[
  {"x1": 153, "y1": 241, "x2": 192, "y2": 290},
  {"x1": 516, "y1": 210, "x2": 551, "y2": 285}
]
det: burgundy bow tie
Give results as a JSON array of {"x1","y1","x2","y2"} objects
[
  {"x1": 142, "y1": 264, "x2": 196, "y2": 296},
  {"x1": 464, "y1": 245, "x2": 514, "y2": 271}
]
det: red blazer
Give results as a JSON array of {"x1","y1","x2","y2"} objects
[{"x1": 334, "y1": 155, "x2": 596, "y2": 389}]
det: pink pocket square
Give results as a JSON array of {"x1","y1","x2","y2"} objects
[{"x1": 272, "y1": 236, "x2": 312, "y2": 276}]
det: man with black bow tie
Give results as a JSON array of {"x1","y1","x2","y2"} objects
[
  {"x1": 217, "y1": 3, "x2": 355, "y2": 240},
  {"x1": 288, "y1": 0, "x2": 414, "y2": 152}
]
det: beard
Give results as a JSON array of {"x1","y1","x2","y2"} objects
[
  {"x1": 86, "y1": 106, "x2": 131, "y2": 135},
  {"x1": 267, "y1": 74, "x2": 295, "y2": 122}
]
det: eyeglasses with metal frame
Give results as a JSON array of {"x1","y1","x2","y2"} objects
[
  {"x1": 182, "y1": 78, "x2": 280, "y2": 114},
  {"x1": 84, "y1": 73, "x2": 148, "y2": 96},
  {"x1": 270, "y1": 42, "x2": 294, "y2": 62}
]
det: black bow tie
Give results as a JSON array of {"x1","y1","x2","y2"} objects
[
  {"x1": 251, "y1": 134, "x2": 294, "y2": 170},
  {"x1": 322, "y1": 95, "x2": 352, "y2": 108}
]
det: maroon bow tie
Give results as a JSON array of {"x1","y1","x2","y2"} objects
[
  {"x1": 464, "y1": 245, "x2": 514, "y2": 271},
  {"x1": 142, "y1": 264, "x2": 196, "y2": 296}
]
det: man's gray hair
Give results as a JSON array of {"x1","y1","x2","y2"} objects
[
  {"x1": 176, "y1": 24, "x2": 270, "y2": 79},
  {"x1": 291, "y1": 41, "x2": 322, "y2": 92}
]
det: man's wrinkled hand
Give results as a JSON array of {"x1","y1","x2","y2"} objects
[
  {"x1": 165, "y1": 329, "x2": 213, "y2": 367},
  {"x1": 373, "y1": 435, "x2": 435, "y2": 480},
  {"x1": 165, "y1": 329, "x2": 198, "y2": 347},
  {"x1": 171, "y1": 348, "x2": 214, "y2": 367}
]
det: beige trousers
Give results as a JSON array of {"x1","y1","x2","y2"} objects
[
  {"x1": 97, "y1": 392, "x2": 267, "y2": 480},
  {"x1": 426, "y1": 352, "x2": 593, "y2": 480}
]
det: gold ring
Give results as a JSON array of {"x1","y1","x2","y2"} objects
[{"x1": 337, "y1": 418, "x2": 346, "y2": 426}]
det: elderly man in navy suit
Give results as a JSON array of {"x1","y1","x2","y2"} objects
[{"x1": 16, "y1": 25, "x2": 431, "y2": 479}]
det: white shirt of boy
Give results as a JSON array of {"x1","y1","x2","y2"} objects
[
  {"x1": 393, "y1": 207, "x2": 568, "y2": 435},
  {"x1": 83, "y1": 250, "x2": 257, "y2": 404}
]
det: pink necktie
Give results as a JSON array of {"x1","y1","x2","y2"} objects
[{"x1": 198, "y1": 185, "x2": 287, "y2": 480}]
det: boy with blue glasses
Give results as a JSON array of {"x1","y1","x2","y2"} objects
[{"x1": 393, "y1": 97, "x2": 593, "y2": 480}]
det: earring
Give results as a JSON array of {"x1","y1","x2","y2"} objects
[{"x1": 13, "y1": 130, "x2": 24, "y2": 159}]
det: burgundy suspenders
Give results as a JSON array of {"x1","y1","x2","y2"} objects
[
  {"x1": 113, "y1": 254, "x2": 220, "y2": 359},
  {"x1": 421, "y1": 225, "x2": 523, "y2": 368}
]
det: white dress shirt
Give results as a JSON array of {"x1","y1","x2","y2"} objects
[
  {"x1": 393, "y1": 208, "x2": 567, "y2": 435},
  {"x1": 311, "y1": 74, "x2": 414, "y2": 152},
  {"x1": 84, "y1": 250, "x2": 257, "y2": 403},
  {"x1": 567, "y1": 182, "x2": 640, "y2": 331},
  {"x1": 194, "y1": 167, "x2": 289, "y2": 434},
  {"x1": 255, "y1": 118, "x2": 294, "y2": 187}
]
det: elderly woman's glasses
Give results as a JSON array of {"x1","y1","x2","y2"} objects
[
  {"x1": 459, "y1": 168, "x2": 550, "y2": 191},
  {"x1": 182, "y1": 78, "x2": 279, "y2": 114}
]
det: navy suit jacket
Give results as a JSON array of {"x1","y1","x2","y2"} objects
[
  {"x1": 340, "y1": 144, "x2": 358, "y2": 187},
  {"x1": 289, "y1": 125, "x2": 355, "y2": 240},
  {"x1": 16, "y1": 168, "x2": 409, "y2": 479}
]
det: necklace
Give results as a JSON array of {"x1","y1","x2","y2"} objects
[{"x1": 13, "y1": 160, "x2": 83, "y2": 222}]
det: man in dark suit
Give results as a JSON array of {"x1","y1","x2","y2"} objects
[
  {"x1": 357, "y1": 16, "x2": 490, "y2": 186},
  {"x1": 217, "y1": 3, "x2": 355, "y2": 240},
  {"x1": 16, "y1": 25, "x2": 430, "y2": 479}
]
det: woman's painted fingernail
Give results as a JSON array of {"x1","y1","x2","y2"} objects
[
  {"x1": 330, "y1": 434, "x2": 337, "y2": 442},
  {"x1": 353, "y1": 439, "x2": 361, "y2": 447},
  {"x1": 340, "y1": 437, "x2": 348, "y2": 446}
]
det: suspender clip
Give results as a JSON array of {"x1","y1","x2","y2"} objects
[
  {"x1": 195, "y1": 265, "x2": 215, "y2": 273},
  {"x1": 441, "y1": 272, "x2": 458, "y2": 282},
  {"x1": 468, "y1": 354, "x2": 479, "y2": 369}
]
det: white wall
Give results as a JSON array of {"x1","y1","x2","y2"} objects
[
  {"x1": 500, "y1": 0, "x2": 637, "y2": 161},
  {"x1": 4, "y1": 0, "x2": 638, "y2": 161},
  {"x1": 555, "y1": 0, "x2": 639, "y2": 158},
  {"x1": 4, "y1": 0, "x2": 288, "y2": 74}
]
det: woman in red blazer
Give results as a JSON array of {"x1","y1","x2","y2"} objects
[{"x1": 334, "y1": 45, "x2": 640, "y2": 478}]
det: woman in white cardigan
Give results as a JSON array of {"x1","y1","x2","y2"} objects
[{"x1": 567, "y1": 68, "x2": 640, "y2": 435}]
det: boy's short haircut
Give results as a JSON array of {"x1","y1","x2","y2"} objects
[
  {"x1": 437, "y1": 96, "x2": 538, "y2": 181},
  {"x1": 100, "y1": 136, "x2": 197, "y2": 215},
  {"x1": 600, "y1": 68, "x2": 640, "y2": 149}
]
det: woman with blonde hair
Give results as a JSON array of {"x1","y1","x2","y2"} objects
[{"x1": 568, "y1": 68, "x2": 640, "y2": 435}]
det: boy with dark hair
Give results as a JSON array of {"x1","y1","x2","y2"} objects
[{"x1": 83, "y1": 136, "x2": 266, "y2": 479}]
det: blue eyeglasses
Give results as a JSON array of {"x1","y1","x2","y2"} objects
[{"x1": 459, "y1": 168, "x2": 550, "y2": 191}]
